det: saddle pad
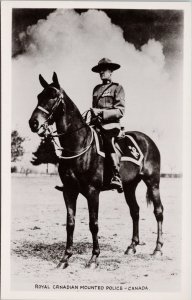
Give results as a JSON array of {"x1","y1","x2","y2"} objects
[
  {"x1": 92, "y1": 128, "x2": 144, "y2": 166},
  {"x1": 116, "y1": 135, "x2": 144, "y2": 165}
]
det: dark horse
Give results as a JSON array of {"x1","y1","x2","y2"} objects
[{"x1": 29, "y1": 72, "x2": 164, "y2": 268}]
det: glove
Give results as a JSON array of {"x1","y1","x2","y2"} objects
[
  {"x1": 91, "y1": 108, "x2": 103, "y2": 116},
  {"x1": 90, "y1": 108, "x2": 103, "y2": 124}
]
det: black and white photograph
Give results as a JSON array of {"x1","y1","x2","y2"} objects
[{"x1": 1, "y1": 1, "x2": 191, "y2": 300}]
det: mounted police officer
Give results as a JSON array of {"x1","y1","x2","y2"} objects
[{"x1": 91, "y1": 58, "x2": 125, "y2": 191}]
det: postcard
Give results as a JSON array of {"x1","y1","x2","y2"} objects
[{"x1": 1, "y1": 1, "x2": 191, "y2": 299}]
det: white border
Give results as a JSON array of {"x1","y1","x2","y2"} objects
[
  {"x1": 1, "y1": 1, "x2": 191, "y2": 10},
  {"x1": 1, "y1": 1, "x2": 191, "y2": 300},
  {"x1": 1, "y1": 1, "x2": 12, "y2": 298},
  {"x1": 180, "y1": 3, "x2": 191, "y2": 299}
]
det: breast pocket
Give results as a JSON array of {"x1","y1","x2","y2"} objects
[{"x1": 103, "y1": 96, "x2": 114, "y2": 109}]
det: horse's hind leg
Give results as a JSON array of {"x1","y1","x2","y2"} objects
[
  {"x1": 144, "y1": 176, "x2": 164, "y2": 256},
  {"x1": 57, "y1": 183, "x2": 78, "y2": 269},
  {"x1": 124, "y1": 179, "x2": 141, "y2": 255},
  {"x1": 85, "y1": 187, "x2": 100, "y2": 268}
]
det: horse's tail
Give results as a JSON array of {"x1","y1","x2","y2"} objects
[{"x1": 146, "y1": 188, "x2": 153, "y2": 206}]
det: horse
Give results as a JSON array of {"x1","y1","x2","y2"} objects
[{"x1": 29, "y1": 72, "x2": 164, "y2": 269}]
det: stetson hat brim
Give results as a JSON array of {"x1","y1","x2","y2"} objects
[{"x1": 92, "y1": 58, "x2": 121, "y2": 73}]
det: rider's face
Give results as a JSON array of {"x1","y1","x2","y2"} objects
[{"x1": 99, "y1": 68, "x2": 112, "y2": 81}]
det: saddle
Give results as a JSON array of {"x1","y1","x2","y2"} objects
[
  {"x1": 92, "y1": 127, "x2": 144, "y2": 165},
  {"x1": 92, "y1": 127, "x2": 144, "y2": 192}
]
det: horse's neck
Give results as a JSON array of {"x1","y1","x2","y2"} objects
[{"x1": 55, "y1": 93, "x2": 90, "y2": 151}]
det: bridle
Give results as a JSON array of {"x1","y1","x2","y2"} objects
[
  {"x1": 37, "y1": 87, "x2": 64, "y2": 131},
  {"x1": 36, "y1": 87, "x2": 94, "y2": 160}
]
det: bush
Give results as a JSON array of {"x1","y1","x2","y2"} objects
[{"x1": 11, "y1": 166, "x2": 18, "y2": 173}]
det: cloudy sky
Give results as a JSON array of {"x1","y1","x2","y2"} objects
[{"x1": 12, "y1": 8, "x2": 184, "y2": 172}]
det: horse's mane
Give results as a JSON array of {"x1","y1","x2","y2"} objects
[{"x1": 61, "y1": 88, "x2": 86, "y2": 123}]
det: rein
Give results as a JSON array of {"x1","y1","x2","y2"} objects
[
  {"x1": 50, "y1": 112, "x2": 94, "y2": 159},
  {"x1": 50, "y1": 109, "x2": 92, "y2": 138},
  {"x1": 53, "y1": 126, "x2": 94, "y2": 160}
]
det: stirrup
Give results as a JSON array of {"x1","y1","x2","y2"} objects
[{"x1": 110, "y1": 176, "x2": 123, "y2": 193}]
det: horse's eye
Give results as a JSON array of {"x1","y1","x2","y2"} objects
[{"x1": 51, "y1": 90, "x2": 57, "y2": 98}]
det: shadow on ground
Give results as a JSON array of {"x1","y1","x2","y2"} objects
[{"x1": 12, "y1": 240, "x2": 119, "y2": 264}]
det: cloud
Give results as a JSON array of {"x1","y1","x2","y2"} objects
[{"x1": 12, "y1": 9, "x2": 183, "y2": 172}]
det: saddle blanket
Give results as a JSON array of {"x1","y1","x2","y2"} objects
[{"x1": 92, "y1": 128, "x2": 144, "y2": 166}]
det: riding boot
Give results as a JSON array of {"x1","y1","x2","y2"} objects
[{"x1": 109, "y1": 153, "x2": 123, "y2": 193}]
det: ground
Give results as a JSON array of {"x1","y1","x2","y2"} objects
[{"x1": 11, "y1": 175, "x2": 182, "y2": 292}]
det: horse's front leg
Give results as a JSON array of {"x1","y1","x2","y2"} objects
[
  {"x1": 57, "y1": 183, "x2": 79, "y2": 269},
  {"x1": 86, "y1": 187, "x2": 100, "y2": 268}
]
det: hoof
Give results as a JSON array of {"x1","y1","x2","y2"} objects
[
  {"x1": 56, "y1": 261, "x2": 63, "y2": 268},
  {"x1": 56, "y1": 260, "x2": 69, "y2": 269},
  {"x1": 63, "y1": 261, "x2": 69, "y2": 269},
  {"x1": 152, "y1": 249, "x2": 163, "y2": 257},
  {"x1": 125, "y1": 247, "x2": 136, "y2": 255}
]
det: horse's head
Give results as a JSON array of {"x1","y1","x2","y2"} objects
[{"x1": 29, "y1": 72, "x2": 63, "y2": 137}]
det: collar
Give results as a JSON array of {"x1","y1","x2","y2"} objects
[{"x1": 102, "y1": 79, "x2": 112, "y2": 85}]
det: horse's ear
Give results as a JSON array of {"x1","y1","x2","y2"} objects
[
  {"x1": 39, "y1": 74, "x2": 49, "y2": 88},
  {"x1": 52, "y1": 72, "x2": 60, "y2": 89}
]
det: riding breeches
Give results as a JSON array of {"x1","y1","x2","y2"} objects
[{"x1": 100, "y1": 128, "x2": 120, "y2": 154}]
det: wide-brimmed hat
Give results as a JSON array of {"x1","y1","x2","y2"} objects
[{"x1": 92, "y1": 58, "x2": 121, "y2": 73}]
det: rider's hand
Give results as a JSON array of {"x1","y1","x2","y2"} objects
[
  {"x1": 90, "y1": 108, "x2": 103, "y2": 124},
  {"x1": 91, "y1": 108, "x2": 103, "y2": 117}
]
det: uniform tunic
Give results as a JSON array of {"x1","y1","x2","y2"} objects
[{"x1": 92, "y1": 82, "x2": 125, "y2": 131}]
